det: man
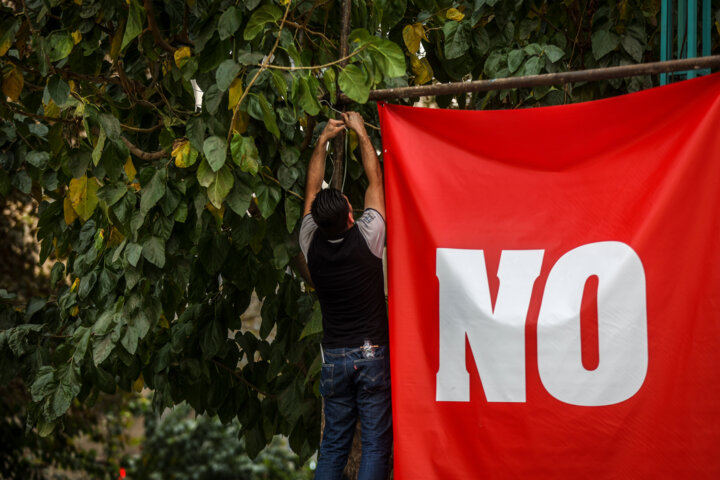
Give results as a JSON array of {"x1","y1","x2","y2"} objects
[{"x1": 300, "y1": 112, "x2": 391, "y2": 480}]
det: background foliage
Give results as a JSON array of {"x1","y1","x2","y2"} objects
[{"x1": 2, "y1": 0, "x2": 719, "y2": 474}]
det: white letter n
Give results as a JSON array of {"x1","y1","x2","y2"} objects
[{"x1": 436, "y1": 248, "x2": 544, "y2": 402}]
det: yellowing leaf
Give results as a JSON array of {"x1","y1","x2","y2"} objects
[
  {"x1": 0, "y1": 38, "x2": 11, "y2": 57},
  {"x1": 70, "y1": 278, "x2": 80, "y2": 292},
  {"x1": 172, "y1": 139, "x2": 198, "y2": 168},
  {"x1": 402, "y1": 23, "x2": 426, "y2": 54},
  {"x1": 71, "y1": 305, "x2": 79, "y2": 317},
  {"x1": 228, "y1": 78, "x2": 243, "y2": 110},
  {"x1": 109, "y1": 20, "x2": 125, "y2": 61},
  {"x1": 133, "y1": 374, "x2": 144, "y2": 392},
  {"x1": 74, "y1": 0, "x2": 82, "y2": 4},
  {"x1": 64, "y1": 196, "x2": 78, "y2": 225},
  {"x1": 68, "y1": 175, "x2": 100, "y2": 222},
  {"x1": 159, "y1": 314, "x2": 170, "y2": 329},
  {"x1": 410, "y1": 54, "x2": 433, "y2": 85},
  {"x1": 174, "y1": 46, "x2": 191, "y2": 68},
  {"x1": 44, "y1": 99, "x2": 61, "y2": 118},
  {"x1": 231, "y1": 111, "x2": 249, "y2": 134},
  {"x1": 206, "y1": 202, "x2": 225, "y2": 222},
  {"x1": 107, "y1": 227, "x2": 125, "y2": 247},
  {"x1": 446, "y1": 7, "x2": 465, "y2": 21},
  {"x1": 2, "y1": 67, "x2": 23, "y2": 101},
  {"x1": 348, "y1": 130, "x2": 358, "y2": 152},
  {"x1": 124, "y1": 157, "x2": 136, "y2": 181},
  {"x1": 71, "y1": 30, "x2": 82, "y2": 45}
]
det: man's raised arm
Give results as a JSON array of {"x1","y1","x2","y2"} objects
[
  {"x1": 303, "y1": 119, "x2": 346, "y2": 216},
  {"x1": 342, "y1": 112, "x2": 385, "y2": 219}
]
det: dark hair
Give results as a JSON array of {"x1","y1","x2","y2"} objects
[{"x1": 311, "y1": 188, "x2": 350, "y2": 236}]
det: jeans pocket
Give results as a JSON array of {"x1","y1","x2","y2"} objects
[
  {"x1": 319, "y1": 363, "x2": 334, "y2": 397},
  {"x1": 354, "y1": 356, "x2": 389, "y2": 392}
]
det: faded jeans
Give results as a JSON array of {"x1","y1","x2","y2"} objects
[{"x1": 314, "y1": 345, "x2": 392, "y2": 480}]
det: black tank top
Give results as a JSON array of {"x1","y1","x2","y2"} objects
[{"x1": 307, "y1": 224, "x2": 389, "y2": 348}]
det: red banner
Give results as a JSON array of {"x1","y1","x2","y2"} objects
[{"x1": 379, "y1": 74, "x2": 720, "y2": 479}]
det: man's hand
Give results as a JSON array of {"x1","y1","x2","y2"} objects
[
  {"x1": 320, "y1": 119, "x2": 346, "y2": 143},
  {"x1": 342, "y1": 112, "x2": 367, "y2": 137}
]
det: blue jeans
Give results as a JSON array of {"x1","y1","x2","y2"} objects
[{"x1": 314, "y1": 345, "x2": 393, "y2": 480}]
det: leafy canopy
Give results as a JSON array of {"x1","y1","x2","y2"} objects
[{"x1": 0, "y1": 0, "x2": 703, "y2": 462}]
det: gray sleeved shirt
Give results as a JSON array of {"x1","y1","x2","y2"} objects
[{"x1": 299, "y1": 209, "x2": 386, "y2": 261}]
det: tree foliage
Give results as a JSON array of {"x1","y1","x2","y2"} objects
[{"x1": 1, "y1": 0, "x2": 717, "y2": 464}]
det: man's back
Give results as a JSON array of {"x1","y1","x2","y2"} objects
[{"x1": 300, "y1": 209, "x2": 388, "y2": 349}]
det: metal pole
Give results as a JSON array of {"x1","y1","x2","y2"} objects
[
  {"x1": 331, "y1": 0, "x2": 352, "y2": 190},
  {"x1": 660, "y1": 0, "x2": 672, "y2": 85},
  {"x1": 687, "y1": 0, "x2": 697, "y2": 79},
  {"x1": 342, "y1": 55, "x2": 720, "y2": 102}
]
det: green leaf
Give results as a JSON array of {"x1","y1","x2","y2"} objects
[
  {"x1": 285, "y1": 196, "x2": 301, "y2": 233},
  {"x1": 524, "y1": 56, "x2": 544, "y2": 76},
  {"x1": 203, "y1": 85, "x2": 223, "y2": 115},
  {"x1": 591, "y1": 29, "x2": 620, "y2": 60},
  {"x1": 299, "y1": 301, "x2": 323, "y2": 339},
  {"x1": 256, "y1": 183, "x2": 281, "y2": 218},
  {"x1": 280, "y1": 146, "x2": 299, "y2": 167},
  {"x1": 277, "y1": 165, "x2": 298, "y2": 190},
  {"x1": 93, "y1": 333, "x2": 115, "y2": 365},
  {"x1": 227, "y1": 173, "x2": 253, "y2": 215},
  {"x1": 215, "y1": 59, "x2": 242, "y2": 92},
  {"x1": 544, "y1": 45, "x2": 565, "y2": 63},
  {"x1": 140, "y1": 168, "x2": 167, "y2": 216},
  {"x1": 98, "y1": 113, "x2": 121, "y2": 141},
  {"x1": 47, "y1": 33, "x2": 73, "y2": 62},
  {"x1": 91, "y1": 129, "x2": 105, "y2": 167},
  {"x1": 243, "y1": 4, "x2": 282, "y2": 41},
  {"x1": 443, "y1": 20, "x2": 471, "y2": 60},
  {"x1": 122, "y1": 0, "x2": 145, "y2": 50},
  {"x1": 26, "y1": 151, "x2": 49, "y2": 169},
  {"x1": 201, "y1": 319, "x2": 225, "y2": 358},
  {"x1": 197, "y1": 158, "x2": 215, "y2": 187},
  {"x1": 374, "y1": 0, "x2": 407, "y2": 33},
  {"x1": 97, "y1": 181, "x2": 127, "y2": 207},
  {"x1": 230, "y1": 135, "x2": 260, "y2": 175},
  {"x1": 323, "y1": 68, "x2": 337, "y2": 104},
  {"x1": 203, "y1": 136, "x2": 227, "y2": 172},
  {"x1": 257, "y1": 93, "x2": 280, "y2": 139},
  {"x1": 218, "y1": 6, "x2": 243, "y2": 40},
  {"x1": 370, "y1": 40, "x2": 406, "y2": 78},
  {"x1": 207, "y1": 164, "x2": 234, "y2": 209},
  {"x1": 121, "y1": 324, "x2": 139, "y2": 355},
  {"x1": 507, "y1": 49, "x2": 525, "y2": 73},
  {"x1": 186, "y1": 116, "x2": 205, "y2": 151},
  {"x1": 142, "y1": 236, "x2": 166, "y2": 268},
  {"x1": 47, "y1": 76, "x2": 70, "y2": 106},
  {"x1": 271, "y1": 70, "x2": 288, "y2": 98},
  {"x1": 298, "y1": 77, "x2": 320, "y2": 116},
  {"x1": 338, "y1": 64, "x2": 370, "y2": 104},
  {"x1": 621, "y1": 34, "x2": 644, "y2": 62},
  {"x1": 78, "y1": 271, "x2": 97, "y2": 299},
  {"x1": 125, "y1": 242, "x2": 142, "y2": 267},
  {"x1": 30, "y1": 366, "x2": 55, "y2": 402}
]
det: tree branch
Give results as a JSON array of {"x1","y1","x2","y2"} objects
[
  {"x1": 143, "y1": 0, "x2": 176, "y2": 53},
  {"x1": 121, "y1": 137, "x2": 168, "y2": 160},
  {"x1": 226, "y1": 1, "x2": 292, "y2": 145}
]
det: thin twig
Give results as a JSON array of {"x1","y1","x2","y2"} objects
[
  {"x1": 212, "y1": 358, "x2": 273, "y2": 398},
  {"x1": 260, "y1": 45, "x2": 368, "y2": 71},
  {"x1": 260, "y1": 171, "x2": 304, "y2": 200},
  {"x1": 1, "y1": 101, "x2": 74, "y2": 124},
  {"x1": 226, "y1": 1, "x2": 292, "y2": 145},
  {"x1": 143, "y1": 0, "x2": 176, "y2": 53},
  {"x1": 281, "y1": 19, "x2": 335, "y2": 45},
  {"x1": 120, "y1": 122, "x2": 163, "y2": 133}
]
